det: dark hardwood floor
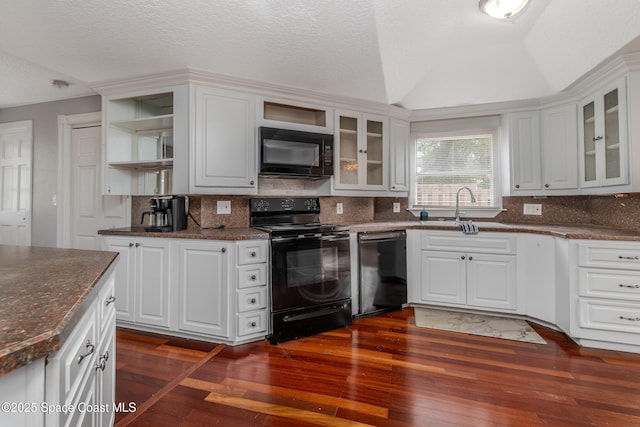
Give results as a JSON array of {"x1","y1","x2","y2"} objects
[{"x1": 114, "y1": 308, "x2": 640, "y2": 426}]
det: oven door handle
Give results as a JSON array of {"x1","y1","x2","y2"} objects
[
  {"x1": 271, "y1": 233, "x2": 323, "y2": 243},
  {"x1": 321, "y1": 233, "x2": 350, "y2": 242}
]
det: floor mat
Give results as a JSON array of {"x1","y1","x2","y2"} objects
[{"x1": 414, "y1": 307, "x2": 546, "y2": 344}]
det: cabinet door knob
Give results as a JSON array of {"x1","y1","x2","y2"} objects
[
  {"x1": 105, "y1": 296, "x2": 116, "y2": 306},
  {"x1": 593, "y1": 136, "x2": 603, "y2": 142},
  {"x1": 250, "y1": 274, "x2": 257, "y2": 280},
  {"x1": 544, "y1": 184, "x2": 549, "y2": 188},
  {"x1": 250, "y1": 298, "x2": 257, "y2": 304},
  {"x1": 250, "y1": 251, "x2": 257, "y2": 257},
  {"x1": 468, "y1": 256, "x2": 473, "y2": 261},
  {"x1": 221, "y1": 247, "x2": 227, "y2": 253},
  {"x1": 250, "y1": 180, "x2": 255, "y2": 185},
  {"x1": 359, "y1": 149, "x2": 364, "y2": 153},
  {"x1": 135, "y1": 242, "x2": 141, "y2": 247},
  {"x1": 515, "y1": 184, "x2": 520, "y2": 189},
  {"x1": 129, "y1": 243, "x2": 134, "y2": 247},
  {"x1": 461, "y1": 255, "x2": 465, "y2": 260},
  {"x1": 250, "y1": 321, "x2": 257, "y2": 327}
]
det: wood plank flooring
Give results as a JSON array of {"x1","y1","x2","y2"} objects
[{"x1": 114, "y1": 308, "x2": 640, "y2": 426}]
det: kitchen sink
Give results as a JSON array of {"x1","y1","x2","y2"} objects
[{"x1": 420, "y1": 221, "x2": 512, "y2": 229}]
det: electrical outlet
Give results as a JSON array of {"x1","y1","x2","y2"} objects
[
  {"x1": 393, "y1": 202, "x2": 401, "y2": 213},
  {"x1": 523, "y1": 203, "x2": 542, "y2": 215},
  {"x1": 336, "y1": 203, "x2": 344, "y2": 214},
  {"x1": 217, "y1": 200, "x2": 231, "y2": 214}
]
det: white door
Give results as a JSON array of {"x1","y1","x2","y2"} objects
[
  {"x1": 0, "y1": 120, "x2": 32, "y2": 246},
  {"x1": 70, "y1": 125, "x2": 128, "y2": 250}
]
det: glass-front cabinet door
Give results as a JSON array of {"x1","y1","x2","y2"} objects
[
  {"x1": 335, "y1": 111, "x2": 387, "y2": 190},
  {"x1": 579, "y1": 78, "x2": 628, "y2": 188}
]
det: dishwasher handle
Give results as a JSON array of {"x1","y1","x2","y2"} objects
[{"x1": 358, "y1": 230, "x2": 406, "y2": 242}]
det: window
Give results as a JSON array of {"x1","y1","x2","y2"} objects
[{"x1": 412, "y1": 129, "x2": 502, "y2": 214}]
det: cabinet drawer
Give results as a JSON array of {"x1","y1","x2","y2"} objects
[
  {"x1": 48, "y1": 303, "x2": 98, "y2": 407},
  {"x1": 237, "y1": 287, "x2": 268, "y2": 313},
  {"x1": 421, "y1": 232, "x2": 516, "y2": 254},
  {"x1": 578, "y1": 268, "x2": 640, "y2": 301},
  {"x1": 98, "y1": 274, "x2": 117, "y2": 335},
  {"x1": 237, "y1": 240, "x2": 268, "y2": 265},
  {"x1": 238, "y1": 264, "x2": 268, "y2": 289},
  {"x1": 237, "y1": 311, "x2": 268, "y2": 336},
  {"x1": 579, "y1": 299, "x2": 640, "y2": 334},
  {"x1": 578, "y1": 243, "x2": 640, "y2": 270}
]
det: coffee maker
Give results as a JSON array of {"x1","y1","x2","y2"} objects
[{"x1": 141, "y1": 195, "x2": 188, "y2": 232}]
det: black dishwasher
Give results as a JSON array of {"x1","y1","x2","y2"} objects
[{"x1": 356, "y1": 230, "x2": 407, "y2": 318}]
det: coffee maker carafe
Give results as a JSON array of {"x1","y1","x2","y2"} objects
[{"x1": 141, "y1": 195, "x2": 188, "y2": 232}]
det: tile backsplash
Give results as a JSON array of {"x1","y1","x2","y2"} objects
[{"x1": 132, "y1": 193, "x2": 640, "y2": 231}]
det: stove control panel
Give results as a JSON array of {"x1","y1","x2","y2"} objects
[{"x1": 251, "y1": 198, "x2": 320, "y2": 213}]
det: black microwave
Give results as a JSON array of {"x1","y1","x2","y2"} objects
[{"x1": 259, "y1": 127, "x2": 334, "y2": 178}]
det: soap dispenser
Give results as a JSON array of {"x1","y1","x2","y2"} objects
[{"x1": 420, "y1": 206, "x2": 429, "y2": 222}]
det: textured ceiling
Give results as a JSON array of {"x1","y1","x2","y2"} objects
[{"x1": 1, "y1": 0, "x2": 639, "y2": 110}]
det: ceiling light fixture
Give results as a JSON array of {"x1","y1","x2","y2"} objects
[{"x1": 479, "y1": 0, "x2": 530, "y2": 20}]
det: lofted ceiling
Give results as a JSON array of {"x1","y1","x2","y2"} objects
[{"x1": 1, "y1": 0, "x2": 640, "y2": 111}]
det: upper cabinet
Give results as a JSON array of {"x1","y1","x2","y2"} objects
[
  {"x1": 257, "y1": 97, "x2": 333, "y2": 133},
  {"x1": 334, "y1": 110, "x2": 388, "y2": 191},
  {"x1": 389, "y1": 118, "x2": 410, "y2": 192},
  {"x1": 578, "y1": 77, "x2": 628, "y2": 188},
  {"x1": 191, "y1": 86, "x2": 257, "y2": 194},
  {"x1": 509, "y1": 103, "x2": 578, "y2": 195},
  {"x1": 102, "y1": 85, "x2": 188, "y2": 195}
]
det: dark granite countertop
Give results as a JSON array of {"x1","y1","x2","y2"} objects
[
  {"x1": 0, "y1": 245, "x2": 119, "y2": 376},
  {"x1": 98, "y1": 226, "x2": 269, "y2": 241},
  {"x1": 100, "y1": 222, "x2": 640, "y2": 242},
  {"x1": 349, "y1": 221, "x2": 640, "y2": 241}
]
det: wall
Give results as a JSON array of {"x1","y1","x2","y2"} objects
[{"x1": 0, "y1": 95, "x2": 102, "y2": 247}]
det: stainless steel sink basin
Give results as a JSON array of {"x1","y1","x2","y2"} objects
[{"x1": 420, "y1": 221, "x2": 511, "y2": 229}]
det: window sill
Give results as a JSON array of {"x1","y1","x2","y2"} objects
[{"x1": 408, "y1": 207, "x2": 505, "y2": 220}]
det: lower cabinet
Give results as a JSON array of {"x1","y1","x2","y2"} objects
[
  {"x1": 45, "y1": 270, "x2": 117, "y2": 427},
  {"x1": 103, "y1": 236, "x2": 171, "y2": 328},
  {"x1": 415, "y1": 231, "x2": 518, "y2": 312},
  {"x1": 570, "y1": 240, "x2": 640, "y2": 351},
  {"x1": 176, "y1": 240, "x2": 230, "y2": 338},
  {"x1": 102, "y1": 235, "x2": 269, "y2": 345},
  {"x1": 420, "y1": 250, "x2": 517, "y2": 311}
]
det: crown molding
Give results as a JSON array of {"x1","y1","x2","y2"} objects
[{"x1": 91, "y1": 68, "x2": 412, "y2": 120}]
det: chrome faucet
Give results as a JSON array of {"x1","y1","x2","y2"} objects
[{"x1": 454, "y1": 186, "x2": 476, "y2": 222}]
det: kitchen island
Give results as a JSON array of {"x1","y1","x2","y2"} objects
[{"x1": 0, "y1": 245, "x2": 119, "y2": 426}]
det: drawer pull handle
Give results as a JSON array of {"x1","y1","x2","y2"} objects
[
  {"x1": 618, "y1": 256, "x2": 639, "y2": 260},
  {"x1": 250, "y1": 298, "x2": 257, "y2": 304},
  {"x1": 96, "y1": 351, "x2": 109, "y2": 372},
  {"x1": 77, "y1": 340, "x2": 95, "y2": 364},
  {"x1": 250, "y1": 274, "x2": 257, "y2": 280},
  {"x1": 619, "y1": 284, "x2": 640, "y2": 289},
  {"x1": 105, "y1": 296, "x2": 116, "y2": 306},
  {"x1": 250, "y1": 251, "x2": 257, "y2": 257},
  {"x1": 221, "y1": 247, "x2": 226, "y2": 253},
  {"x1": 619, "y1": 316, "x2": 640, "y2": 322},
  {"x1": 250, "y1": 321, "x2": 257, "y2": 327}
]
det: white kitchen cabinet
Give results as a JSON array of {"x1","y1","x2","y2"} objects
[
  {"x1": 45, "y1": 272, "x2": 116, "y2": 427},
  {"x1": 542, "y1": 103, "x2": 578, "y2": 190},
  {"x1": 103, "y1": 236, "x2": 171, "y2": 328},
  {"x1": 334, "y1": 110, "x2": 388, "y2": 190},
  {"x1": 191, "y1": 86, "x2": 257, "y2": 194},
  {"x1": 176, "y1": 239, "x2": 230, "y2": 338},
  {"x1": 578, "y1": 77, "x2": 628, "y2": 188},
  {"x1": 101, "y1": 85, "x2": 188, "y2": 196},
  {"x1": 509, "y1": 104, "x2": 578, "y2": 194},
  {"x1": 417, "y1": 231, "x2": 518, "y2": 312},
  {"x1": 570, "y1": 240, "x2": 640, "y2": 352},
  {"x1": 234, "y1": 240, "x2": 269, "y2": 343},
  {"x1": 389, "y1": 118, "x2": 410, "y2": 192},
  {"x1": 257, "y1": 96, "x2": 333, "y2": 133},
  {"x1": 509, "y1": 111, "x2": 542, "y2": 192}
]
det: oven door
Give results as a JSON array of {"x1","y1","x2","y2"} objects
[{"x1": 270, "y1": 232, "x2": 351, "y2": 312}]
